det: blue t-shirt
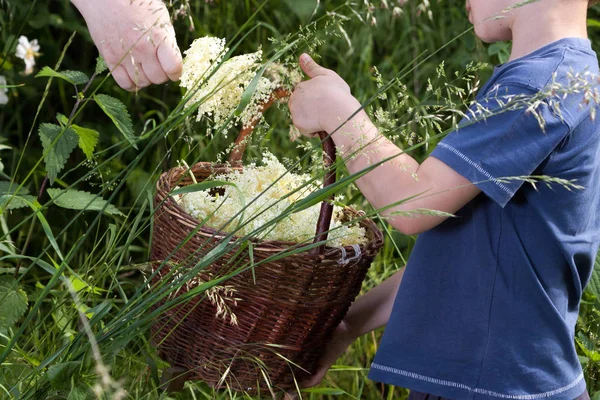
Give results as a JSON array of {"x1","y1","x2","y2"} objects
[{"x1": 368, "y1": 38, "x2": 600, "y2": 400}]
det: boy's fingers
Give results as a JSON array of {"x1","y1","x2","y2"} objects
[{"x1": 299, "y1": 53, "x2": 332, "y2": 78}]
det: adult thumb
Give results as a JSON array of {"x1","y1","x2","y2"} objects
[{"x1": 300, "y1": 53, "x2": 330, "y2": 78}]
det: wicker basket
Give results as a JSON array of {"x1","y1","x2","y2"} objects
[{"x1": 149, "y1": 90, "x2": 384, "y2": 394}]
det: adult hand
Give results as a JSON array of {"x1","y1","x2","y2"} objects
[
  {"x1": 72, "y1": 0, "x2": 183, "y2": 91},
  {"x1": 289, "y1": 54, "x2": 360, "y2": 136}
]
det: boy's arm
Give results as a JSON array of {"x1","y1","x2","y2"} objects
[
  {"x1": 289, "y1": 55, "x2": 481, "y2": 235},
  {"x1": 71, "y1": 0, "x2": 182, "y2": 91},
  {"x1": 300, "y1": 268, "x2": 406, "y2": 388}
]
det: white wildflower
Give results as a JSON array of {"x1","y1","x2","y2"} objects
[
  {"x1": 180, "y1": 36, "x2": 226, "y2": 91},
  {"x1": 180, "y1": 37, "x2": 294, "y2": 134},
  {"x1": 0, "y1": 76, "x2": 8, "y2": 105},
  {"x1": 15, "y1": 36, "x2": 40, "y2": 75},
  {"x1": 176, "y1": 152, "x2": 367, "y2": 248}
]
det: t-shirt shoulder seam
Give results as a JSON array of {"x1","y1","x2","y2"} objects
[{"x1": 434, "y1": 142, "x2": 513, "y2": 197}]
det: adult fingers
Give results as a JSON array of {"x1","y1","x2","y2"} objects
[
  {"x1": 124, "y1": 60, "x2": 151, "y2": 89},
  {"x1": 109, "y1": 64, "x2": 135, "y2": 91},
  {"x1": 157, "y1": 38, "x2": 183, "y2": 82},
  {"x1": 299, "y1": 53, "x2": 334, "y2": 79},
  {"x1": 140, "y1": 58, "x2": 169, "y2": 84}
]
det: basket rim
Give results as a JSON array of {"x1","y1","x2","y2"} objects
[{"x1": 154, "y1": 162, "x2": 384, "y2": 256}]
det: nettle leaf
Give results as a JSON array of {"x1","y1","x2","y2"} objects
[
  {"x1": 94, "y1": 94, "x2": 137, "y2": 149},
  {"x1": 95, "y1": 56, "x2": 107, "y2": 75},
  {"x1": 38, "y1": 123, "x2": 79, "y2": 184},
  {"x1": 0, "y1": 276, "x2": 28, "y2": 329},
  {"x1": 55, "y1": 114, "x2": 100, "y2": 160},
  {"x1": 36, "y1": 66, "x2": 89, "y2": 85},
  {"x1": 67, "y1": 384, "x2": 90, "y2": 400},
  {"x1": 71, "y1": 125, "x2": 99, "y2": 160},
  {"x1": 47, "y1": 361, "x2": 81, "y2": 389},
  {"x1": 47, "y1": 188, "x2": 123, "y2": 216},
  {"x1": 0, "y1": 181, "x2": 36, "y2": 210}
]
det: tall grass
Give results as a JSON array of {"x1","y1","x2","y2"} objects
[{"x1": 0, "y1": 1, "x2": 599, "y2": 399}]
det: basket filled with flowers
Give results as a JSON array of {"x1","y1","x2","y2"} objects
[{"x1": 149, "y1": 37, "x2": 384, "y2": 395}]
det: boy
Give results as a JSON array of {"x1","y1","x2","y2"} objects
[{"x1": 288, "y1": 0, "x2": 600, "y2": 399}]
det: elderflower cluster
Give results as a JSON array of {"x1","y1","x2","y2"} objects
[
  {"x1": 180, "y1": 37, "x2": 277, "y2": 134},
  {"x1": 175, "y1": 152, "x2": 367, "y2": 247}
]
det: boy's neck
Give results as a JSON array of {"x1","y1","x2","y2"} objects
[{"x1": 508, "y1": 2, "x2": 588, "y2": 62}]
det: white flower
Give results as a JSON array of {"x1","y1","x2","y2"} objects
[
  {"x1": 0, "y1": 76, "x2": 8, "y2": 105},
  {"x1": 175, "y1": 151, "x2": 367, "y2": 247},
  {"x1": 181, "y1": 37, "x2": 296, "y2": 135},
  {"x1": 15, "y1": 36, "x2": 41, "y2": 75}
]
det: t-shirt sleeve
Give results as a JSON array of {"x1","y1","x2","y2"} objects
[{"x1": 431, "y1": 82, "x2": 570, "y2": 207}]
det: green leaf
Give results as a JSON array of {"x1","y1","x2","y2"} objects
[
  {"x1": 67, "y1": 384, "x2": 90, "y2": 400},
  {"x1": 0, "y1": 56, "x2": 13, "y2": 70},
  {"x1": 56, "y1": 113, "x2": 69, "y2": 127},
  {"x1": 47, "y1": 188, "x2": 124, "y2": 216},
  {"x1": 38, "y1": 123, "x2": 79, "y2": 184},
  {"x1": 0, "y1": 181, "x2": 36, "y2": 210},
  {"x1": 587, "y1": 18, "x2": 600, "y2": 29},
  {"x1": 287, "y1": 169, "x2": 369, "y2": 216},
  {"x1": 71, "y1": 124, "x2": 99, "y2": 160},
  {"x1": 0, "y1": 276, "x2": 28, "y2": 329},
  {"x1": 36, "y1": 66, "x2": 89, "y2": 85},
  {"x1": 94, "y1": 94, "x2": 137, "y2": 149},
  {"x1": 55, "y1": 114, "x2": 99, "y2": 160},
  {"x1": 95, "y1": 56, "x2": 107, "y2": 75},
  {"x1": 585, "y1": 249, "x2": 600, "y2": 299},
  {"x1": 171, "y1": 180, "x2": 238, "y2": 196},
  {"x1": 487, "y1": 42, "x2": 511, "y2": 64},
  {"x1": 47, "y1": 361, "x2": 81, "y2": 389}
]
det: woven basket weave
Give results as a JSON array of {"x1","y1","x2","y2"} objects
[{"x1": 149, "y1": 90, "x2": 383, "y2": 394}]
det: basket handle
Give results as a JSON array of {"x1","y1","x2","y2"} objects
[{"x1": 228, "y1": 88, "x2": 336, "y2": 256}]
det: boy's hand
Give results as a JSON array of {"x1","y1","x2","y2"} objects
[
  {"x1": 283, "y1": 320, "x2": 354, "y2": 399},
  {"x1": 301, "y1": 320, "x2": 354, "y2": 388},
  {"x1": 72, "y1": 0, "x2": 183, "y2": 91},
  {"x1": 289, "y1": 54, "x2": 361, "y2": 136}
]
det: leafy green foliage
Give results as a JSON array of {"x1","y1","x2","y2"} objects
[
  {"x1": 36, "y1": 66, "x2": 89, "y2": 85},
  {"x1": 487, "y1": 42, "x2": 511, "y2": 64},
  {"x1": 71, "y1": 125, "x2": 99, "y2": 160},
  {"x1": 95, "y1": 56, "x2": 107, "y2": 75},
  {"x1": 94, "y1": 94, "x2": 137, "y2": 149},
  {"x1": 56, "y1": 114, "x2": 100, "y2": 159},
  {"x1": 0, "y1": 276, "x2": 28, "y2": 330},
  {"x1": 38, "y1": 123, "x2": 79, "y2": 184},
  {"x1": 0, "y1": 181, "x2": 36, "y2": 210},
  {"x1": 587, "y1": 250, "x2": 600, "y2": 299},
  {"x1": 47, "y1": 188, "x2": 123, "y2": 216},
  {"x1": 2, "y1": 1, "x2": 600, "y2": 399},
  {"x1": 47, "y1": 361, "x2": 82, "y2": 389}
]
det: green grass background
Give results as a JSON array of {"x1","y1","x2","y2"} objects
[{"x1": 0, "y1": 0, "x2": 600, "y2": 399}]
